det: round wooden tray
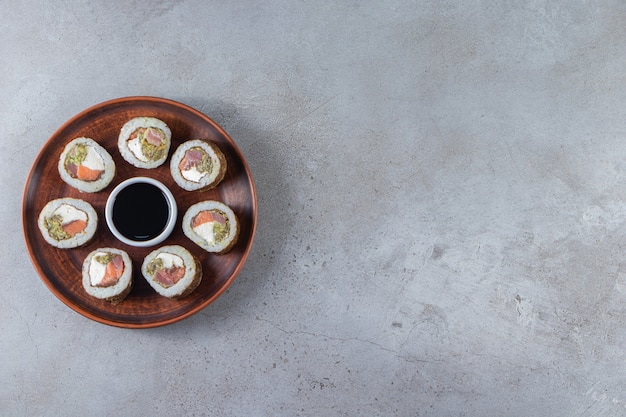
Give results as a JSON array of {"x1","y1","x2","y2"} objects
[{"x1": 22, "y1": 97, "x2": 257, "y2": 328}]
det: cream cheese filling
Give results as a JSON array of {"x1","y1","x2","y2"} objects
[
  {"x1": 127, "y1": 138, "x2": 148, "y2": 162},
  {"x1": 192, "y1": 222, "x2": 216, "y2": 245},
  {"x1": 53, "y1": 204, "x2": 88, "y2": 225},
  {"x1": 156, "y1": 252, "x2": 184, "y2": 269},
  {"x1": 181, "y1": 166, "x2": 208, "y2": 183},
  {"x1": 88, "y1": 252, "x2": 108, "y2": 286},
  {"x1": 81, "y1": 146, "x2": 105, "y2": 171}
]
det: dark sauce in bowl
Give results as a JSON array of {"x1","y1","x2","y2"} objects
[{"x1": 112, "y1": 182, "x2": 169, "y2": 241}]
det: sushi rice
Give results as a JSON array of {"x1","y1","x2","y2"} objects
[
  {"x1": 82, "y1": 248, "x2": 133, "y2": 304},
  {"x1": 37, "y1": 197, "x2": 98, "y2": 249},
  {"x1": 182, "y1": 200, "x2": 239, "y2": 254},
  {"x1": 141, "y1": 245, "x2": 202, "y2": 299},
  {"x1": 58, "y1": 137, "x2": 115, "y2": 192},
  {"x1": 169, "y1": 139, "x2": 227, "y2": 191},
  {"x1": 118, "y1": 117, "x2": 171, "y2": 169}
]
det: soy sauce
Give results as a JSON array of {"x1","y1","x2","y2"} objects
[{"x1": 112, "y1": 182, "x2": 169, "y2": 241}]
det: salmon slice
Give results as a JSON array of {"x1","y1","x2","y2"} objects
[
  {"x1": 192, "y1": 210, "x2": 215, "y2": 228},
  {"x1": 179, "y1": 149, "x2": 203, "y2": 171},
  {"x1": 76, "y1": 164, "x2": 102, "y2": 181},
  {"x1": 155, "y1": 267, "x2": 185, "y2": 288},
  {"x1": 192, "y1": 210, "x2": 227, "y2": 228},
  {"x1": 128, "y1": 129, "x2": 142, "y2": 141},
  {"x1": 62, "y1": 219, "x2": 87, "y2": 237},
  {"x1": 145, "y1": 128, "x2": 164, "y2": 146},
  {"x1": 99, "y1": 255, "x2": 124, "y2": 287},
  {"x1": 178, "y1": 155, "x2": 189, "y2": 172}
]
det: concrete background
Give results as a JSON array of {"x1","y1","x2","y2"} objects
[{"x1": 2, "y1": 1, "x2": 626, "y2": 415}]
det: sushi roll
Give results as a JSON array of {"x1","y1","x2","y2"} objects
[
  {"x1": 37, "y1": 198, "x2": 98, "y2": 249},
  {"x1": 141, "y1": 245, "x2": 202, "y2": 299},
  {"x1": 82, "y1": 248, "x2": 133, "y2": 304},
  {"x1": 182, "y1": 201, "x2": 239, "y2": 253},
  {"x1": 58, "y1": 137, "x2": 115, "y2": 192},
  {"x1": 118, "y1": 117, "x2": 171, "y2": 168},
  {"x1": 169, "y1": 139, "x2": 227, "y2": 191}
]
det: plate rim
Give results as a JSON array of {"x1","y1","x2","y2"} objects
[{"x1": 21, "y1": 96, "x2": 258, "y2": 328}]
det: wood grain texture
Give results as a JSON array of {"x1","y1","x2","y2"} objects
[{"x1": 22, "y1": 97, "x2": 257, "y2": 328}]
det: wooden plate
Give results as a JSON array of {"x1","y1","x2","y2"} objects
[{"x1": 22, "y1": 97, "x2": 257, "y2": 328}]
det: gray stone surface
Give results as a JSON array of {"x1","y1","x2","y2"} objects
[{"x1": 2, "y1": 1, "x2": 626, "y2": 415}]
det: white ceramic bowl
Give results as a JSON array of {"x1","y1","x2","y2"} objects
[{"x1": 105, "y1": 177, "x2": 177, "y2": 247}]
